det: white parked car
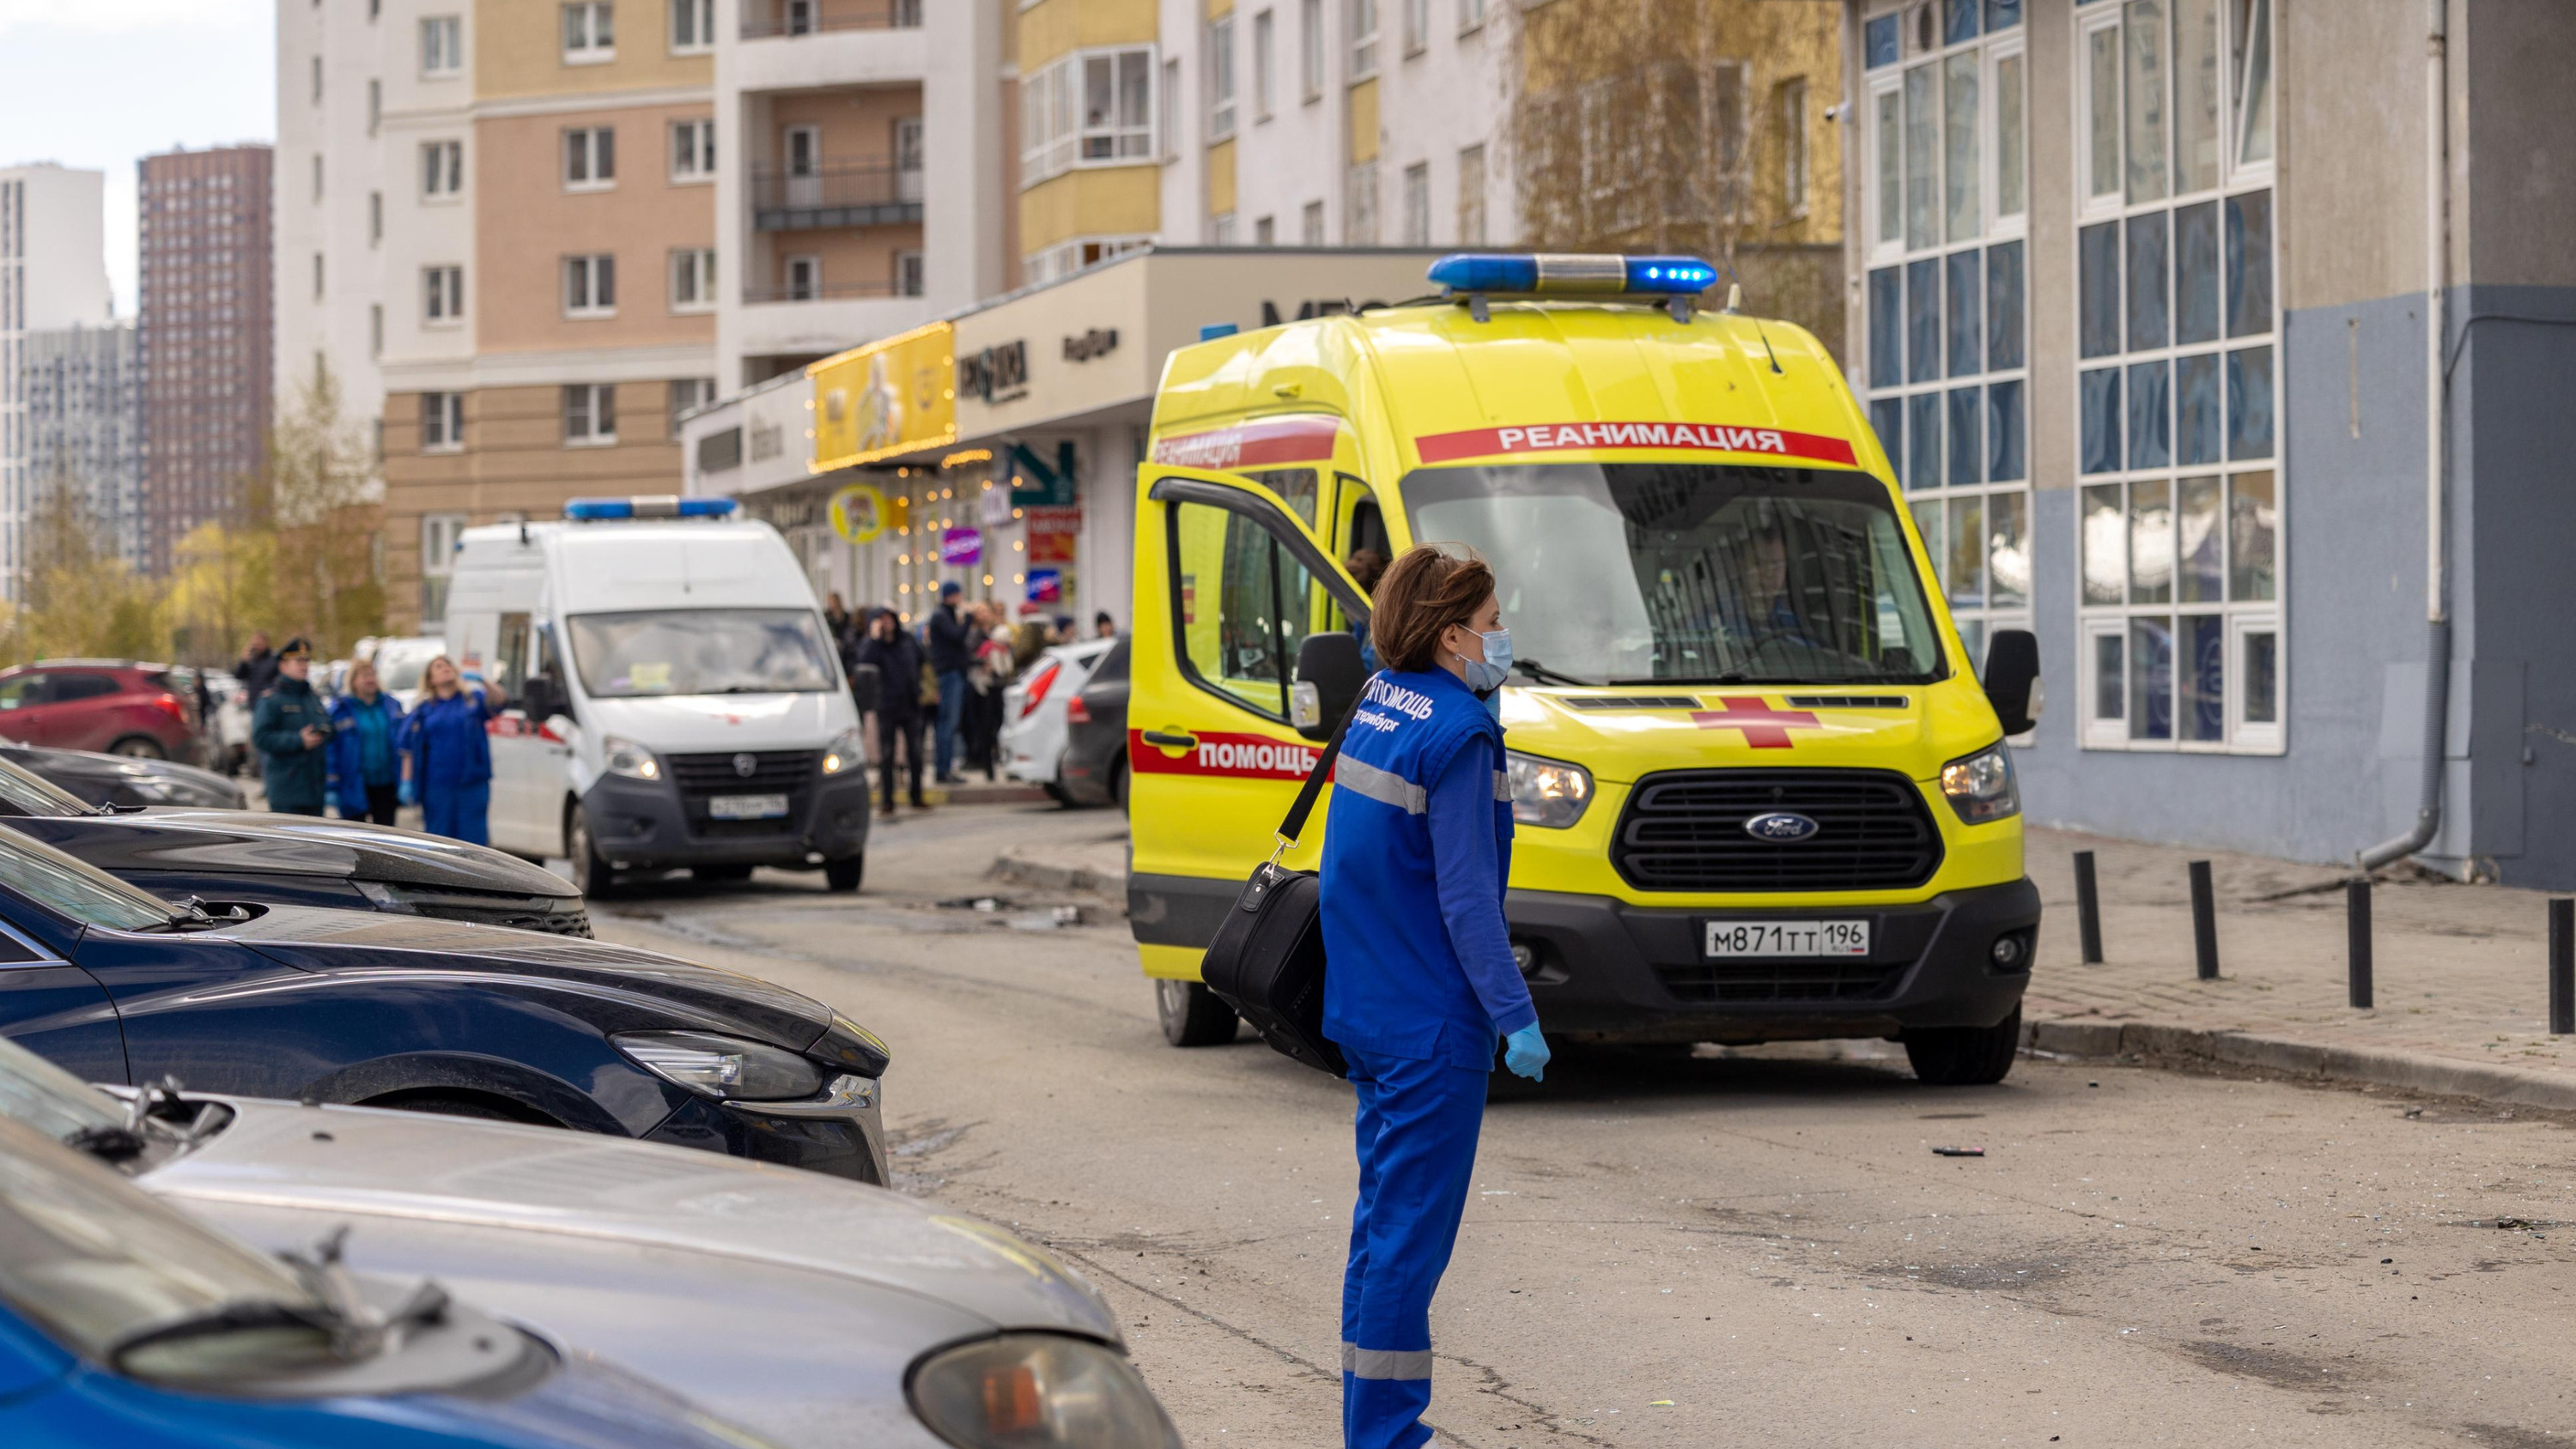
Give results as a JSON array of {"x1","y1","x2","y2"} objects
[
  {"x1": 367, "y1": 634, "x2": 448, "y2": 710},
  {"x1": 1000, "y1": 637, "x2": 1117, "y2": 803}
]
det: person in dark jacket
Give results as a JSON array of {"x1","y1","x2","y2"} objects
[
  {"x1": 249, "y1": 638, "x2": 331, "y2": 815},
  {"x1": 925, "y1": 580, "x2": 973, "y2": 784},
  {"x1": 401, "y1": 654, "x2": 503, "y2": 845},
  {"x1": 237, "y1": 631, "x2": 281, "y2": 706},
  {"x1": 325, "y1": 659, "x2": 406, "y2": 826},
  {"x1": 852, "y1": 607, "x2": 928, "y2": 814},
  {"x1": 1318, "y1": 546, "x2": 1548, "y2": 1449}
]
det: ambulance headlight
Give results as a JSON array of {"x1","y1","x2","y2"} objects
[
  {"x1": 821, "y1": 726, "x2": 866, "y2": 776},
  {"x1": 1939, "y1": 743, "x2": 2020, "y2": 825},
  {"x1": 908, "y1": 1334, "x2": 1182, "y2": 1449},
  {"x1": 602, "y1": 735, "x2": 662, "y2": 781},
  {"x1": 1506, "y1": 751, "x2": 1593, "y2": 829}
]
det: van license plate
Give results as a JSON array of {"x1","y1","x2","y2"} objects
[
  {"x1": 709, "y1": 793, "x2": 789, "y2": 821},
  {"x1": 1702, "y1": 919, "x2": 1869, "y2": 958}
]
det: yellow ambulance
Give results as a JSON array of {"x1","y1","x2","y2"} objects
[{"x1": 1123, "y1": 253, "x2": 2043, "y2": 1085}]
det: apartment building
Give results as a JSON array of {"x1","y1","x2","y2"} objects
[
  {"x1": 21, "y1": 321, "x2": 143, "y2": 569},
  {"x1": 138, "y1": 145, "x2": 273, "y2": 576},
  {"x1": 0, "y1": 164, "x2": 114, "y2": 600}
]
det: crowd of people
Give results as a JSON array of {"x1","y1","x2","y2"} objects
[{"x1": 246, "y1": 635, "x2": 507, "y2": 845}]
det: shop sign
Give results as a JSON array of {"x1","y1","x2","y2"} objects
[
  {"x1": 1025, "y1": 505, "x2": 1081, "y2": 564},
  {"x1": 977, "y1": 486, "x2": 1016, "y2": 527},
  {"x1": 1024, "y1": 569, "x2": 1064, "y2": 603},
  {"x1": 958, "y1": 340, "x2": 1030, "y2": 403},
  {"x1": 829, "y1": 482, "x2": 889, "y2": 543},
  {"x1": 1062, "y1": 327, "x2": 1119, "y2": 362},
  {"x1": 811, "y1": 321, "x2": 957, "y2": 470},
  {"x1": 939, "y1": 526, "x2": 984, "y2": 567}
]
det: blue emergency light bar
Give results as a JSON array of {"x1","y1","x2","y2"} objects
[
  {"x1": 563, "y1": 495, "x2": 739, "y2": 521},
  {"x1": 1426, "y1": 252, "x2": 1719, "y2": 296}
]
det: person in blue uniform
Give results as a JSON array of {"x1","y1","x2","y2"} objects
[
  {"x1": 325, "y1": 658, "x2": 407, "y2": 825},
  {"x1": 1319, "y1": 544, "x2": 1550, "y2": 1449},
  {"x1": 401, "y1": 654, "x2": 503, "y2": 845}
]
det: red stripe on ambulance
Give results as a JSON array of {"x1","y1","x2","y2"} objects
[
  {"x1": 1129, "y1": 729, "x2": 1333, "y2": 780},
  {"x1": 1413, "y1": 421, "x2": 1857, "y2": 467},
  {"x1": 1149, "y1": 415, "x2": 1342, "y2": 470}
]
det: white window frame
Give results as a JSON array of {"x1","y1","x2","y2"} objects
[
  {"x1": 1253, "y1": 9, "x2": 1275, "y2": 120},
  {"x1": 1457, "y1": 0, "x2": 1485, "y2": 35},
  {"x1": 2069, "y1": 0, "x2": 2283, "y2": 755},
  {"x1": 1301, "y1": 198, "x2": 1325, "y2": 244},
  {"x1": 562, "y1": 1, "x2": 614, "y2": 64},
  {"x1": 1400, "y1": 160, "x2": 1429, "y2": 246},
  {"x1": 1209, "y1": 211, "x2": 1237, "y2": 245},
  {"x1": 422, "y1": 264, "x2": 464, "y2": 324},
  {"x1": 895, "y1": 250, "x2": 924, "y2": 297},
  {"x1": 422, "y1": 512, "x2": 468, "y2": 573},
  {"x1": 668, "y1": 0, "x2": 712, "y2": 54},
  {"x1": 668, "y1": 378, "x2": 716, "y2": 438},
  {"x1": 1455, "y1": 142, "x2": 1485, "y2": 244},
  {"x1": 563, "y1": 253, "x2": 617, "y2": 318},
  {"x1": 563, "y1": 125, "x2": 617, "y2": 191},
  {"x1": 563, "y1": 384, "x2": 617, "y2": 446},
  {"x1": 420, "y1": 15, "x2": 462, "y2": 75},
  {"x1": 1020, "y1": 45, "x2": 1158, "y2": 185},
  {"x1": 670, "y1": 118, "x2": 715, "y2": 181},
  {"x1": 670, "y1": 246, "x2": 714, "y2": 313},
  {"x1": 1344, "y1": 159, "x2": 1378, "y2": 244},
  {"x1": 1401, "y1": 0, "x2": 1427, "y2": 57},
  {"x1": 784, "y1": 253, "x2": 820, "y2": 301},
  {"x1": 1349, "y1": 0, "x2": 1378, "y2": 79},
  {"x1": 1300, "y1": 0, "x2": 1324, "y2": 101},
  {"x1": 895, "y1": 116, "x2": 924, "y2": 202},
  {"x1": 421, "y1": 393, "x2": 465, "y2": 453},
  {"x1": 1209, "y1": 15, "x2": 1236, "y2": 141},
  {"x1": 422, "y1": 139, "x2": 464, "y2": 200}
]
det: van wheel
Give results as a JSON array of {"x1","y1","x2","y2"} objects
[
  {"x1": 568, "y1": 803, "x2": 619, "y2": 899},
  {"x1": 1903, "y1": 1005, "x2": 2022, "y2": 1086},
  {"x1": 1157, "y1": 979, "x2": 1239, "y2": 1046},
  {"x1": 823, "y1": 853, "x2": 865, "y2": 893}
]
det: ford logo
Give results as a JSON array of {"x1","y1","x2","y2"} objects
[{"x1": 1744, "y1": 810, "x2": 1821, "y2": 843}]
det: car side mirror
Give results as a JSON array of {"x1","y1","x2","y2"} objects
[
  {"x1": 847, "y1": 663, "x2": 883, "y2": 714},
  {"x1": 519, "y1": 675, "x2": 562, "y2": 724},
  {"x1": 1291, "y1": 633, "x2": 1367, "y2": 743},
  {"x1": 1984, "y1": 627, "x2": 2042, "y2": 737}
]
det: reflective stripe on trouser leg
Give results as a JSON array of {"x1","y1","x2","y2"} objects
[{"x1": 1340, "y1": 1047, "x2": 1490, "y2": 1449}]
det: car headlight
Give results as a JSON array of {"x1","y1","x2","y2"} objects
[
  {"x1": 1505, "y1": 750, "x2": 1593, "y2": 829},
  {"x1": 611, "y1": 1030, "x2": 824, "y2": 1100},
  {"x1": 821, "y1": 726, "x2": 866, "y2": 776},
  {"x1": 602, "y1": 735, "x2": 661, "y2": 781},
  {"x1": 1939, "y1": 743, "x2": 2020, "y2": 825},
  {"x1": 908, "y1": 1335, "x2": 1182, "y2": 1449}
]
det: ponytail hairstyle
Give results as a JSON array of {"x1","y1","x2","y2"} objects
[{"x1": 1369, "y1": 544, "x2": 1496, "y2": 674}]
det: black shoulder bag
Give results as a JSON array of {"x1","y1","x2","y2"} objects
[{"x1": 1196, "y1": 698, "x2": 1359, "y2": 1079}]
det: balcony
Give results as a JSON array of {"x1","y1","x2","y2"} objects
[
  {"x1": 739, "y1": 0, "x2": 919, "y2": 40},
  {"x1": 742, "y1": 279, "x2": 914, "y2": 303},
  {"x1": 752, "y1": 162, "x2": 924, "y2": 232}
]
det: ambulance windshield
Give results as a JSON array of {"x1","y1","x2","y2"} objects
[
  {"x1": 1401, "y1": 463, "x2": 1947, "y2": 687},
  {"x1": 567, "y1": 608, "x2": 840, "y2": 698}
]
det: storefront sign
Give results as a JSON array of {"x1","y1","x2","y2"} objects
[
  {"x1": 977, "y1": 486, "x2": 1016, "y2": 527},
  {"x1": 958, "y1": 340, "x2": 1030, "y2": 403},
  {"x1": 829, "y1": 482, "x2": 888, "y2": 543},
  {"x1": 1062, "y1": 327, "x2": 1119, "y2": 362},
  {"x1": 1024, "y1": 569, "x2": 1064, "y2": 603},
  {"x1": 939, "y1": 526, "x2": 983, "y2": 567},
  {"x1": 1025, "y1": 506, "x2": 1081, "y2": 564},
  {"x1": 1149, "y1": 415, "x2": 1341, "y2": 470},
  {"x1": 811, "y1": 321, "x2": 957, "y2": 470}
]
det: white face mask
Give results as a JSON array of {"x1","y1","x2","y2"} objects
[{"x1": 1453, "y1": 627, "x2": 1513, "y2": 694}]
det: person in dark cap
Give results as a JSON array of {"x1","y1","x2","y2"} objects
[
  {"x1": 250, "y1": 638, "x2": 332, "y2": 815},
  {"x1": 927, "y1": 579, "x2": 972, "y2": 784}
]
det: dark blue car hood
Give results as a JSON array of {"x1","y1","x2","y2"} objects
[{"x1": 27, "y1": 809, "x2": 581, "y2": 897}]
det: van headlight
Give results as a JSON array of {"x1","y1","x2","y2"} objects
[
  {"x1": 1938, "y1": 743, "x2": 2020, "y2": 825},
  {"x1": 1505, "y1": 751, "x2": 1593, "y2": 829},
  {"x1": 908, "y1": 1335, "x2": 1182, "y2": 1449},
  {"x1": 821, "y1": 726, "x2": 866, "y2": 776},
  {"x1": 602, "y1": 735, "x2": 661, "y2": 781},
  {"x1": 611, "y1": 1031, "x2": 825, "y2": 1100}
]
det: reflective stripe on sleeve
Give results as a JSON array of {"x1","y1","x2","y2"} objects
[
  {"x1": 1341, "y1": 1343, "x2": 1435, "y2": 1380},
  {"x1": 1493, "y1": 769, "x2": 1510, "y2": 802},
  {"x1": 1334, "y1": 755, "x2": 1427, "y2": 815}
]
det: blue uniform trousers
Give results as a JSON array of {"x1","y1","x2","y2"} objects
[
  {"x1": 1341, "y1": 1046, "x2": 1489, "y2": 1449},
  {"x1": 934, "y1": 670, "x2": 967, "y2": 779},
  {"x1": 421, "y1": 781, "x2": 491, "y2": 846}
]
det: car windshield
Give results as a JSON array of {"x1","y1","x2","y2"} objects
[
  {"x1": 0, "y1": 1034, "x2": 124, "y2": 1144},
  {"x1": 0, "y1": 824, "x2": 177, "y2": 931},
  {"x1": 374, "y1": 646, "x2": 441, "y2": 694},
  {"x1": 0, "y1": 757, "x2": 93, "y2": 818},
  {"x1": 1401, "y1": 462, "x2": 1948, "y2": 686},
  {"x1": 567, "y1": 609, "x2": 839, "y2": 699}
]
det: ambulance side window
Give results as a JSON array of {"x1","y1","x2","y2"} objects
[
  {"x1": 492, "y1": 613, "x2": 532, "y2": 701},
  {"x1": 1243, "y1": 468, "x2": 1320, "y2": 530},
  {"x1": 1168, "y1": 500, "x2": 1318, "y2": 722},
  {"x1": 1336, "y1": 476, "x2": 1389, "y2": 580}
]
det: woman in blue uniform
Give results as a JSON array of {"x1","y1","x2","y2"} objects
[
  {"x1": 401, "y1": 655, "x2": 503, "y2": 845},
  {"x1": 1319, "y1": 544, "x2": 1550, "y2": 1449}
]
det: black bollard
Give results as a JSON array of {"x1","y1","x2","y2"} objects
[
  {"x1": 2189, "y1": 860, "x2": 2220, "y2": 980},
  {"x1": 2073, "y1": 850, "x2": 2105, "y2": 964},
  {"x1": 2348, "y1": 879, "x2": 2372, "y2": 1010},
  {"x1": 2551, "y1": 899, "x2": 2573, "y2": 1036}
]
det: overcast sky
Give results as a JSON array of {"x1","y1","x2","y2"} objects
[{"x1": 0, "y1": 0, "x2": 274, "y2": 316}]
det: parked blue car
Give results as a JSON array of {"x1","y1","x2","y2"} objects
[
  {"x1": 0, "y1": 822, "x2": 890, "y2": 1181},
  {"x1": 0, "y1": 1113, "x2": 777, "y2": 1449}
]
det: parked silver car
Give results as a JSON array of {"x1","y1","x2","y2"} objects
[{"x1": 0, "y1": 1034, "x2": 1178, "y2": 1449}]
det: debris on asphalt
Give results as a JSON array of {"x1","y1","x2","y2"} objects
[
  {"x1": 2404, "y1": 1106, "x2": 2425, "y2": 1118},
  {"x1": 1052, "y1": 904, "x2": 1083, "y2": 925},
  {"x1": 1649, "y1": 1399, "x2": 1674, "y2": 1407},
  {"x1": 1930, "y1": 1146, "x2": 1985, "y2": 1157},
  {"x1": 938, "y1": 895, "x2": 1016, "y2": 912},
  {"x1": 2087, "y1": 1081, "x2": 2099, "y2": 1088}
]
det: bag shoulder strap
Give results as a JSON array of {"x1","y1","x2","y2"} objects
[{"x1": 1273, "y1": 676, "x2": 1369, "y2": 849}]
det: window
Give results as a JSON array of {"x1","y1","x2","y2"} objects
[
  {"x1": 1458, "y1": 0, "x2": 1485, "y2": 33},
  {"x1": 1022, "y1": 236, "x2": 1149, "y2": 286},
  {"x1": 668, "y1": 378, "x2": 716, "y2": 437},
  {"x1": 564, "y1": 126, "x2": 616, "y2": 189},
  {"x1": 369, "y1": 303, "x2": 384, "y2": 357},
  {"x1": 1255, "y1": 215, "x2": 1276, "y2": 244},
  {"x1": 1160, "y1": 59, "x2": 1182, "y2": 156},
  {"x1": 1861, "y1": 0, "x2": 2028, "y2": 680},
  {"x1": 1777, "y1": 76, "x2": 1807, "y2": 217},
  {"x1": 421, "y1": 392, "x2": 464, "y2": 452},
  {"x1": 895, "y1": 251, "x2": 923, "y2": 297},
  {"x1": 564, "y1": 253, "x2": 616, "y2": 316},
  {"x1": 312, "y1": 252, "x2": 325, "y2": 298},
  {"x1": 1253, "y1": 10, "x2": 1274, "y2": 119},
  {"x1": 1400, "y1": 161, "x2": 1429, "y2": 245},
  {"x1": 368, "y1": 79, "x2": 382, "y2": 134},
  {"x1": 562, "y1": 1, "x2": 613, "y2": 61},
  {"x1": 1022, "y1": 46, "x2": 1156, "y2": 183},
  {"x1": 1210, "y1": 212, "x2": 1237, "y2": 245},
  {"x1": 421, "y1": 15, "x2": 462, "y2": 72},
  {"x1": 1455, "y1": 142, "x2": 1485, "y2": 244},
  {"x1": 1402, "y1": 0, "x2": 1427, "y2": 55},
  {"x1": 894, "y1": 117, "x2": 923, "y2": 202},
  {"x1": 670, "y1": 246, "x2": 714, "y2": 312},
  {"x1": 368, "y1": 191, "x2": 383, "y2": 244},
  {"x1": 671, "y1": 118, "x2": 715, "y2": 179},
  {"x1": 669, "y1": 0, "x2": 711, "y2": 52},
  {"x1": 563, "y1": 384, "x2": 617, "y2": 445},
  {"x1": 782, "y1": 0, "x2": 812, "y2": 33},
  {"x1": 1302, "y1": 198, "x2": 1325, "y2": 244},
  {"x1": 312, "y1": 54, "x2": 322, "y2": 102},
  {"x1": 1167, "y1": 500, "x2": 1345, "y2": 722},
  {"x1": 785, "y1": 254, "x2": 818, "y2": 300},
  {"x1": 2074, "y1": 0, "x2": 2278, "y2": 752},
  {"x1": 420, "y1": 512, "x2": 467, "y2": 622},
  {"x1": 1209, "y1": 15, "x2": 1236, "y2": 140},
  {"x1": 422, "y1": 264, "x2": 464, "y2": 323},
  {"x1": 1301, "y1": 0, "x2": 1324, "y2": 100},
  {"x1": 312, "y1": 153, "x2": 323, "y2": 201},
  {"x1": 422, "y1": 140, "x2": 464, "y2": 197},
  {"x1": 1345, "y1": 160, "x2": 1378, "y2": 244},
  {"x1": 1350, "y1": 0, "x2": 1378, "y2": 78}
]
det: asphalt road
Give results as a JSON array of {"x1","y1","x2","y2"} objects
[{"x1": 589, "y1": 803, "x2": 2575, "y2": 1448}]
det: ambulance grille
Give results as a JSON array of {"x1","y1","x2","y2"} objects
[{"x1": 1609, "y1": 768, "x2": 1941, "y2": 893}]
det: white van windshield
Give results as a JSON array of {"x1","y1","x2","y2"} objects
[
  {"x1": 1401, "y1": 463, "x2": 1948, "y2": 687},
  {"x1": 567, "y1": 609, "x2": 839, "y2": 698}
]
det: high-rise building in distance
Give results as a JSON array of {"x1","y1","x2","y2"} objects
[
  {"x1": 21, "y1": 320, "x2": 143, "y2": 569},
  {"x1": 0, "y1": 163, "x2": 113, "y2": 600},
  {"x1": 138, "y1": 144, "x2": 274, "y2": 575}
]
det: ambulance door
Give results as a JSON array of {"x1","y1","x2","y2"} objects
[
  {"x1": 1127, "y1": 468, "x2": 1369, "y2": 975},
  {"x1": 483, "y1": 611, "x2": 550, "y2": 857}
]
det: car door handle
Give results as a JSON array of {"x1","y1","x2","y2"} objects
[{"x1": 1140, "y1": 731, "x2": 1198, "y2": 749}]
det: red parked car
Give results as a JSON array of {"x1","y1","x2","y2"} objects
[{"x1": 0, "y1": 660, "x2": 198, "y2": 759}]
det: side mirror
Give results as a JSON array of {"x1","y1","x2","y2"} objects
[
  {"x1": 519, "y1": 675, "x2": 563, "y2": 724},
  {"x1": 1984, "y1": 627, "x2": 2042, "y2": 737},
  {"x1": 1291, "y1": 632, "x2": 1367, "y2": 743},
  {"x1": 848, "y1": 662, "x2": 884, "y2": 714}
]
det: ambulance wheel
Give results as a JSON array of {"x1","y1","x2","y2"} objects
[
  {"x1": 1157, "y1": 979, "x2": 1238, "y2": 1046},
  {"x1": 568, "y1": 803, "x2": 620, "y2": 900},
  {"x1": 1903, "y1": 1005, "x2": 2021, "y2": 1086},
  {"x1": 823, "y1": 853, "x2": 866, "y2": 893}
]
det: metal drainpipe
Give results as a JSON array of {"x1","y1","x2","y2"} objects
[{"x1": 2360, "y1": 0, "x2": 2452, "y2": 873}]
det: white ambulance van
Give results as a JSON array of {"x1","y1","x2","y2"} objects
[{"x1": 443, "y1": 496, "x2": 871, "y2": 895}]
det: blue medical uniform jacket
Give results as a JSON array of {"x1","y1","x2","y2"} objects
[
  {"x1": 1319, "y1": 667, "x2": 1536, "y2": 1072},
  {"x1": 325, "y1": 692, "x2": 405, "y2": 815},
  {"x1": 402, "y1": 689, "x2": 497, "y2": 788}
]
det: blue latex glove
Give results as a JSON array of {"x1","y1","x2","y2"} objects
[
  {"x1": 398, "y1": 778, "x2": 416, "y2": 808},
  {"x1": 1504, "y1": 1024, "x2": 1552, "y2": 1082}
]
